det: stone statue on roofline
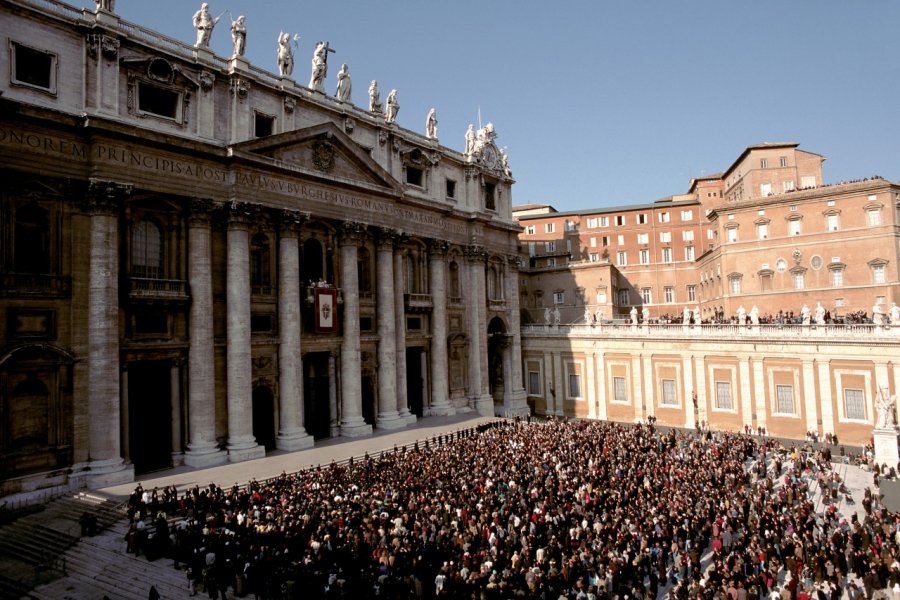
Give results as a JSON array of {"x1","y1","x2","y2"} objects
[
  {"x1": 192, "y1": 3, "x2": 219, "y2": 48},
  {"x1": 277, "y1": 32, "x2": 294, "y2": 77},
  {"x1": 425, "y1": 108, "x2": 438, "y2": 140},
  {"x1": 368, "y1": 80, "x2": 383, "y2": 114},
  {"x1": 814, "y1": 302, "x2": 826, "y2": 326},
  {"x1": 335, "y1": 64, "x2": 352, "y2": 102},
  {"x1": 385, "y1": 89, "x2": 400, "y2": 124}
]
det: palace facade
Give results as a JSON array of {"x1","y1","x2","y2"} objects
[
  {"x1": 515, "y1": 143, "x2": 900, "y2": 445},
  {"x1": 0, "y1": 0, "x2": 527, "y2": 499}
]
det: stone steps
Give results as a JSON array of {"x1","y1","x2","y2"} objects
[{"x1": 29, "y1": 532, "x2": 195, "y2": 600}]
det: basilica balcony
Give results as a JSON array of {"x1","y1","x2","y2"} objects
[
  {"x1": 127, "y1": 277, "x2": 188, "y2": 301},
  {"x1": 488, "y1": 298, "x2": 508, "y2": 311},
  {"x1": 0, "y1": 273, "x2": 71, "y2": 298},
  {"x1": 359, "y1": 291, "x2": 376, "y2": 306},
  {"x1": 404, "y1": 293, "x2": 433, "y2": 312},
  {"x1": 521, "y1": 322, "x2": 898, "y2": 342}
]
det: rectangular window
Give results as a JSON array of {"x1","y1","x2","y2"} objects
[
  {"x1": 639, "y1": 249, "x2": 650, "y2": 264},
  {"x1": 552, "y1": 292, "x2": 564, "y2": 305},
  {"x1": 405, "y1": 166, "x2": 424, "y2": 186},
  {"x1": 659, "y1": 212, "x2": 670, "y2": 223},
  {"x1": 589, "y1": 253, "x2": 600, "y2": 263},
  {"x1": 664, "y1": 286, "x2": 674, "y2": 303},
  {"x1": 641, "y1": 288, "x2": 651, "y2": 304},
  {"x1": 835, "y1": 297, "x2": 844, "y2": 307},
  {"x1": 637, "y1": 233, "x2": 649, "y2": 244},
  {"x1": 11, "y1": 41, "x2": 57, "y2": 93},
  {"x1": 525, "y1": 225, "x2": 535, "y2": 235},
  {"x1": 780, "y1": 156, "x2": 788, "y2": 167},
  {"x1": 730, "y1": 278, "x2": 741, "y2": 294},
  {"x1": 760, "y1": 158, "x2": 768, "y2": 169},
  {"x1": 873, "y1": 264, "x2": 886, "y2": 284},
  {"x1": 590, "y1": 237, "x2": 597, "y2": 247},
  {"x1": 681, "y1": 210, "x2": 693, "y2": 221},
  {"x1": 617, "y1": 289, "x2": 629, "y2": 306},
  {"x1": 684, "y1": 246, "x2": 694, "y2": 261},
  {"x1": 661, "y1": 379, "x2": 677, "y2": 406},
  {"x1": 844, "y1": 388, "x2": 866, "y2": 420},
  {"x1": 528, "y1": 371, "x2": 541, "y2": 395},
  {"x1": 601, "y1": 236, "x2": 610, "y2": 246},
  {"x1": 566, "y1": 239, "x2": 572, "y2": 253},
  {"x1": 545, "y1": 241, "x2": 556, "y2": 252},
  {"x1": 682, "y1": 230, "x2": 694, "y2": 241},
  {"x1": 587, "y1": 217, "x2": 599, "y2": 228},
  {"x1": 138, "y1": 82, "x2": 181, "y2": 120},
  {"x1": 783, "y1": 180, "x2": 795, "y2": 192},
  {"x1": 254, "y1": 112, "x2": 275, "y2": 137},
  {"x1": 715, "y1": 381, "x2": 733, "y2": 410},
  {"x1": 617, "y1": 235, "x2": 625, "y2": 245},
  {"x1": 687, "y1": 285, "x2": 696, "y2": 302},
  {"x1": 789, "y1": 220, "x2": 801, "y2": 235},
  {"x1": 446, "y1": 179, "x2": 457, "y2": 199},
  {"x1": 831, "y1": 269, "x2": 843, "y2": 287},
  {"x1": 659, "y1": 231, "x2": 672, "y2": 244},
  {"x1": 757, "y1": 223, "x2": 768, "y2": 239},
  {"x1": 637, "y1": 214, "x2": 648, "y2": 224},
  {"x1": 775, "y1": 384, "x2": 795, "y2": 414},
  {"x1": 793, "y1": 271, "x2": 805, "y2": 289},
  {"x1": 727, "y1": 228, "x2": 738, "y2": 243},
  {"x1": 546, "y1": 257, "x2": 556, "y2": 267},
  {"x1": 617, "y1": 251, "x2": 627, "y2": 266},
  {"x1": 760, "y1": 183, "x2": 772, "y2": 196},
  {"x1": 868, "y1": 209, "x2": 882, "y2": 227},
  {"x1": 527, "y1": 242, "x2": 536, "y2": 257},
  {"x1": 600, "y1": 216, "x2": 609, "y2": 227},
  {"x1": 568, "y1": 373, "x2": 582, "y2": 399},
  {"x1": 545, "y1": 223, "x2": 555, "y2": 233},
  {"x1": 801, "y1": 176, "x2": 816, "y2": 188},
  {"x1": 707, "y1": 229, "x2": 715, "y2": 240},
  {"x1": 827, "y1": 214, "x2": 839, "y2": 231},
  {"x1": 662, "y1": 248, "x2": 672, "y2": 263},
  {"x1": 613, "y1": 376, "x2": 627, "y2": 403},
  {"x1": 615, "y1": 215, "x2": 625, "y2": 226}
]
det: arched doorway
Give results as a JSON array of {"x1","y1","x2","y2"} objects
[
  {"x1": 406, "y1": 348, "x2": 424, "y2": 417},
  {"x1": 487, "y1": 317, "x2": 508, "y2": 406},
  {"x1": 252, "y1": 386, "x2": 276, "y2": 452},
  {"x1": 128, "y1": 361, "x2": 172, "y2": 474}
]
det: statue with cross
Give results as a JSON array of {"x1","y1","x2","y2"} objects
[{"x1": 309, "y1": 41, "x2": 334, "y2": 93}]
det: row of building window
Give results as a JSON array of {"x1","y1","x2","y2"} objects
[
  {"x1": 528, "y1": 370, "x2": 867, "y2": 421},
  {"x1": 524, "y1": 210, "x2": 696, "y2": 235},
  {"x1": 726, "y1": 206, "x2": 884, "y2": 243}
]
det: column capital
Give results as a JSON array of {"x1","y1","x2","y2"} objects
[
  {"x1": 223, "y1": 201, "x2": 258, "y2": 229},
  {"x1": 376, "y1": 227, "x2": 402, "y2": 248},
  {"x1": 189, "y1": 198, "x2": 216, "y2": 225},
  {"x1": 278, "y1": 210, "x2": 310, "y2": 236},
  {"x1": 506, "y1": 254, "x2": 524, "y2": 270},
  {"x1": 465, "y1": 244, "x2": 487, "y2": 262},
  {"x1": 429, "y1": 239, "x2": 449, "y2": 257},
  {"x1": 76, "y1": 179, "x2": 132, "y2": 214},
  {"x1": 340, "y1": 221, "x2": 368, "y2": 245}
]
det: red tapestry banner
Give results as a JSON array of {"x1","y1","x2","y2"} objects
[{"x1": 314, "y1": 288, "x2": 337, "y2": 333}]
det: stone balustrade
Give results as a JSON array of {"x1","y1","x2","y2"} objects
[{"x1": 522, "y1": 322, "x2": 900, "y2": 341}]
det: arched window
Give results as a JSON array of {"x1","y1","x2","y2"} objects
[
  {"x1": 15, "y1": 203, "x2": 50, "y2": 274},
  {"x1": 449, "y1": 261, "x2": 461, "y2": 299},
  {"x1": 250, "y1": 233, "x2": 271, "y2": 293},
  {"x1": 302, "y1": 238, "x2": 325, "y2": 283},
  {"x1": 133, "y1": 220, "x2": 162, "y2": 279},
  {"x1": 357, "y1": 248, "x2": 372, "y2": 294}
]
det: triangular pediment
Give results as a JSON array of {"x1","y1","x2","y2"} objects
[{"x1": 231, "y1": 122, "x2": 400, "y2": 195}]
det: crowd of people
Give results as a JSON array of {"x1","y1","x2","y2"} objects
[{"x1": 124, "y1": 419, "x2": 900, "y2": 599}]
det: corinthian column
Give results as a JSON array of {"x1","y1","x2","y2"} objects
[
  {"x1": 277, "y1": 211, "x2": 314, "y2": 450},
  {"x1": 429, "y1": 240, "x2": 454, "y2": 415},
  {"x1": 83, "y1": 180, "x2": 133, "y2": 486},
  {"x1": 375, "y1": 229, "x2": 403, "y2": 429},
  {"x1": 225, "y1": 203, "x2": 264, "y2": 461},
  {"x1": 339, "y1": 222, "x2": 372, "y2": 437},
  {"x1": 185, "y1": 199, "x2": 226, "y2": 467},
  {"x1": 394, "y1": 245, "x2": 413, "y2": 423},
  {"x1": 505, "y1": 255, "x2": 529, "y2": 415},
  {"x1": 466, "y1": 245, "x2": 493, "y2": 415}
]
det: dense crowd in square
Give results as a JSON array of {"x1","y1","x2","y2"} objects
[{"x1": 124, "y1": 419, "x2": 900, "y2": 599}]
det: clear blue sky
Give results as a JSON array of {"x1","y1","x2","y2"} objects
[{"x1": 100, "y1": 1, "x2": 900, "y2": 212}]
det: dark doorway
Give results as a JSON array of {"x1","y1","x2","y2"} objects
[
  {"x1": 361, "y1": 374, "x2": 376, "y2": 426},
  {"x1": 488, "y1": 317, "x2": 508, "y2": 406},
  {"x1": 303, "y1": 352, "x2": 331, "y2": 439},
  {"x1": 406, "y1": 348, "x2": 424, "y2": 417},
  {"x1": 128, "y1": 361, "x2": 172, "y2": 474},
  {"x1": 252, "y1": 386, "x2": 276, "y2": 452}
]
